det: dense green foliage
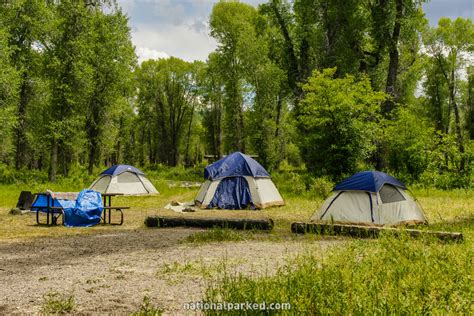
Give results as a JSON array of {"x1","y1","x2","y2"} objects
[
  {"x1": 0, "y1": 0, "x2": 472, "y2": 188},
  {"x1": 205, "y1": 234, "x2": 473, "y2": 315},
  {"x1": 298, "y1": 68, "x2": 385, "y2": 177}
]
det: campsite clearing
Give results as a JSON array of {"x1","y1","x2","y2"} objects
[
  {"x1": 0, "y1": 227, "x2": 339, "y2": 314},
  {"x1": 0, "y1": 182, "x2": 472, "y2": 314}
]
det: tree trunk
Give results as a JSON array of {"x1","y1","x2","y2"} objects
[
  {"x1": 88, "y1": 142, "x2": 97, "y2": 175},
  {"x1": 184, "y1": 106, "x2": 195, "y2": 166},
  {"x1": 215, "y1": 102, "x2": 222, "y2": 159},
  {"x1": 145, "y1": 216, "x2": 274, "y2": 231},
  {"x1": 449, "y1": 68, "x2": 465, "y2": 171},
  {"x1": 270, "y1": 0, "x2": 300, "y2": 96},
  {"x1": 383, "y1": 0, "x2": 403, "y2": 114},
  {"x1": 49, "y1": 137, "x2": 58, "y2": 182},
  {"x1": 15, "y1": 75, "x2": 30, "y2": 169},
  {"x1": 467, "y1": 71, "x2": 473, "y2": 139},
  {"x1": 275, "y1": 94, "x2": 283, "y2": 138}
]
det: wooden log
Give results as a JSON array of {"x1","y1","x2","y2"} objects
[
  {"x1": 145, "y1": 216, "x2": 274, "y2": 231},
  {"x1": 291, "y1": 222, "x2": 463, "y2": 242}
]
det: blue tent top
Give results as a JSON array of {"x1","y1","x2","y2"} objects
[
  {"x1": 204, "y1": 152, "x2": 270, "y2": 181},
  {"x1": 100, "y1": 164, "x2": 144, "y2": 176},
  {"x1": 334, "y1": 171, "x2": 407, "y2": 193}
]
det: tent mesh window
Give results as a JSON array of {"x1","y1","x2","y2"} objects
[
  {"x1": 92, "y1": 176, "x2": 110, "y2": 191},
  {"x1": 117, "y1": 172, "x2": 141, "y2": 183},
  {"x1": 379, "y1": 184, "x2": 405, "y2": 203}
]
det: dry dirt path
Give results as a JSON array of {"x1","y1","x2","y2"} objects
[{"x1": 0, "y1": 228, "x2": 339, "y2": 314}]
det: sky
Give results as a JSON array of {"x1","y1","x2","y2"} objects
[{"x1": 116, "y1": 0, "x2": 474, "y2": 63}]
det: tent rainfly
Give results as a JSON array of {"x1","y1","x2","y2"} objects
[
  {"x1": 89, "y1": 165, "x2": 158, "y2": 195},
  {"x1": 311, "y1": 171, "x2": 427, "y2": 226},
  {"x1": 195, "y1": 152, "x2": 284, "y2": 210}
]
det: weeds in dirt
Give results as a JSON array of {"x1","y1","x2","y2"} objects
[
  {"x1": 184, "y1": 227, "x2": 253, "y2": 243},
  {"x1": 160, "y1": 261, "x2": 197, "y2": 274},
  {"x1": 132, "y1": 296, "x2": 162, "y2": 316},
  {"x1": 41, "y1": 291, "x2": 75, "y2": 314}
]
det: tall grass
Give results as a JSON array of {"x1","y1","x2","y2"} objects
[{"x1": 205, "y1": 233, "x2": 472, "y2": 314}]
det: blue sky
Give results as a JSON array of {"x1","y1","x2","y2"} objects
[{"x1": 116, "y1": 0, "x2": 473, "y2": 63}]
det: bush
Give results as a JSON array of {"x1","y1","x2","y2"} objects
[
  {"x1": 297, "y1": 68, "x2": 385, "y2": 177},
  {"x1": 271, "y1": 171, "x2": 307, "y2": 196},
  {"x1": 309, "y1": 177, "x2": 334, "y2": 199}
]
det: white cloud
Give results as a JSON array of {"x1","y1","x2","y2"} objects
[
  {"x1": 136, "y1": 46, "x2": 169, "y2": 63},
  {"x1": 132, "y1": 23, "x2": 217, "y2": 62},
  {"x1": 116, "y1": 0, "x2": 273, "y2": 62}
]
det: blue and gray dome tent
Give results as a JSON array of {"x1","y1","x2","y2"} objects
[
  {"x1": 195, "y1": 152, "x2": 284, "y2": 209},
  {"x1": 312, "y1": 171, "x2": 426, "y2": 226},
  {"x1": 89, "y1": 164, "x2": 158, "y2": 195}
]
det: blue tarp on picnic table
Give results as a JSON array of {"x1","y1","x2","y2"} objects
[{"x1": 32, "y1": 189, "x2": 103, "y2": 227}]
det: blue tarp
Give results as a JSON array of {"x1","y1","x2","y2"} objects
[
  {"x1": 32, "y1": 189, "x2": 103, "y2": 227},
  {"x1": 208, "y1": 177, "x2": 254, "y2": 210},
  {"x1": 204, "y1": 152, "x2": 270, "y2": 181},
  {"x1": 100, "y1": 164, "x2": 144, "y2": 176},
  {"x1": 334, "y1": 171, "x2": 407, "y2": 193}
]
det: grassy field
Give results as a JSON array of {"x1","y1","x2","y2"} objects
[
  {"x1": 0, "y1": 179, "x2": 471, "y2": 240},
  {"x1": 0, "y1": 172, "x2": 472, "y2": 314}
]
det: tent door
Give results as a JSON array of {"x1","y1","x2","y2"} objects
[{"x1": 208, "y1": 176, "x2": 253, "y2": 209}]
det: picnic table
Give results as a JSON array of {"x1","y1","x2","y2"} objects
[{"x1": 33, "y1": 191, "x2": 129, "y2": 226}]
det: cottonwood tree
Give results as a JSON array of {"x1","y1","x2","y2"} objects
[
  {"x1": 210, "y1": 1, "x2": 287, "y2": 169},
  {"x1": 424, "y1": 17, "x2": 474, "y2": 172},
  {"x1": 3, "y1": 0, "x2": 51, "y2": 169},
  {"x1": 210, "y1": 1, "x2": 251, "y2": 153},
  {"x1": 136, "y1": 58, "x2": 200, "y2": 166},
  {"x1": 201, "y1": 53, "x2": 225, "y2": 160},
  {"x1": 0, "y1": 24, "x2": 19, "y2": 163},
  {"x1": 84, "y1": 6, "x2": 135, "y2": 174},
  {"x1": 45, "y1": 0, "x2": 94, "y2": 181}
]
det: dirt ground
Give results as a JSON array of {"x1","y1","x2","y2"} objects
[{"x1": 0, "y1": 228, "x2": 339, "y2": 314}]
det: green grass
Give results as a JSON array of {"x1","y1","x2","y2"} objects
[
  {"x1": 41, "y1": 292, "x2": 75, "y2": 314},
  {"x1": 132, "y1": 296, "x2": 163, "y2": 316},
  {"x1": 205, "y1": 232, "x2": 473, "y2": 315}
]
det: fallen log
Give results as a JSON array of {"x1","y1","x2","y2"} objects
[
  {"x1": 145, "y1": 216, "x2": 274, "y2": 231},
  {"x1": 291, "y1": 222, "x2": 463, "y2": 242}
]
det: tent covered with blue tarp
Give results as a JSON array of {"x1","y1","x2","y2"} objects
[
  {"x1": 204, "y1": 152, "x2": 270, "y2": 180},
  {"x1": 195, "y1": 152, "x2": 284, "y2": 210},
  {"x1": 32, "y1": 189, "x2": 103, "y2": 227},
  {"x1": 311, "y1": 171, "x2": 427, "y2": 226}
]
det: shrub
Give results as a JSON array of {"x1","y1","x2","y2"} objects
[
  {"x1": 297, "y1": 68, "x2": 385, "y2": 177},
  {"x1": 309, "y1": 177, "x2": 334, "y2": 198}
]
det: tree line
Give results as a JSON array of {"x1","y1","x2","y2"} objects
[{"x1": 0, "y1": 0, "x2": 472, "y2": 187}]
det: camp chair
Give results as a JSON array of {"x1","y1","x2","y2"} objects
[{"x1": 15, "y1": 191, "x2": 35, "y2": 210}]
